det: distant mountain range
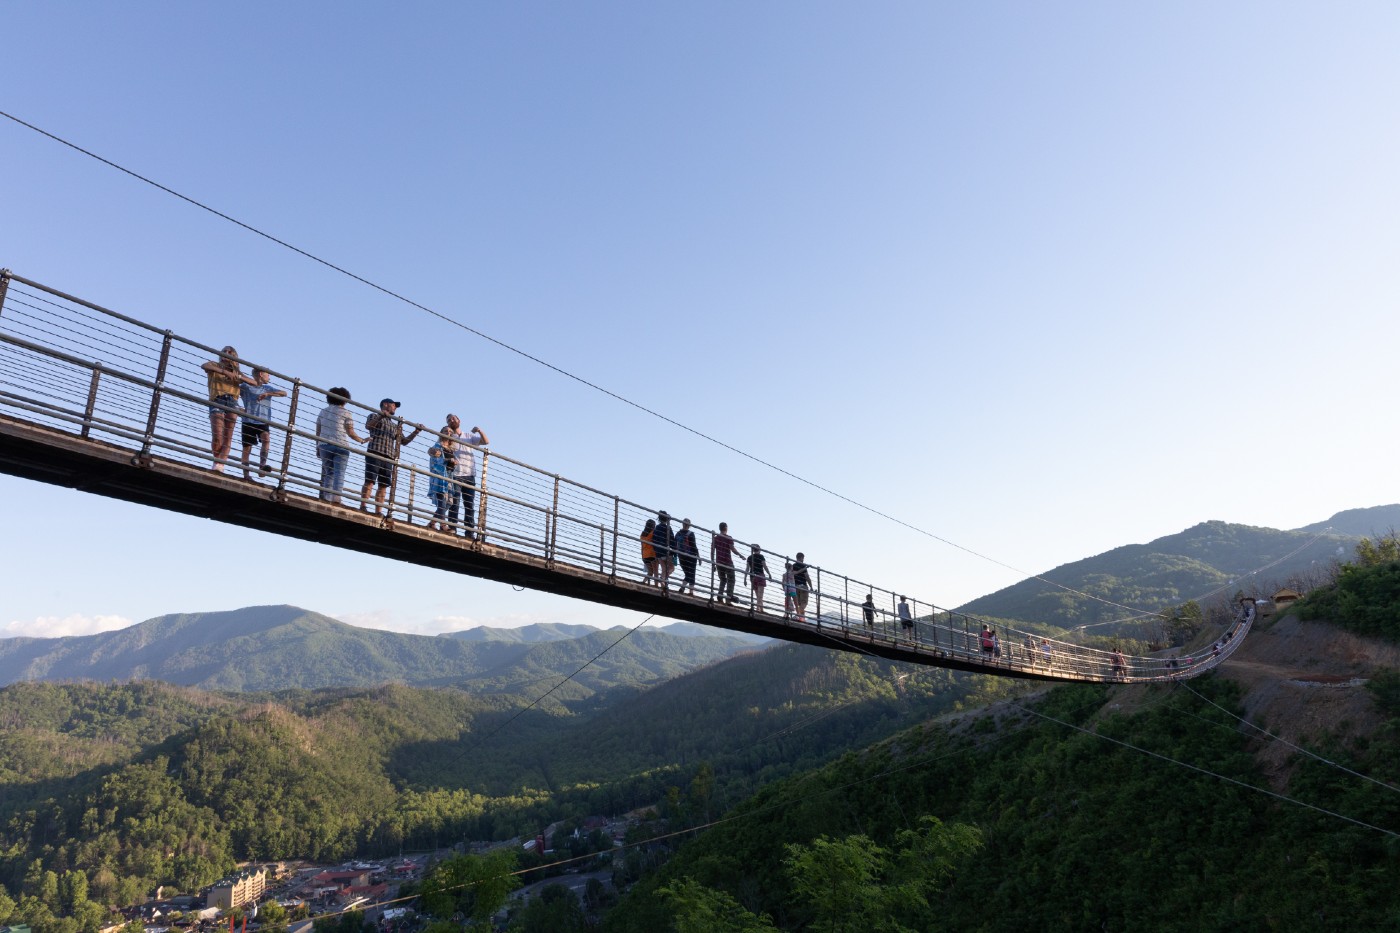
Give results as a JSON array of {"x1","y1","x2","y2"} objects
[
  {"x1": 1294, "y1": 504, "x2": 1400, "y2": 536},
  {"x1": 955, "y1": 505, "x2": 1397, "y2": 626},
  {"x1": 4, "y1": 505, "x2": 1391, "y2": 691},
  {"x1": 440, "y1": 620, "x2": 769, "y2": 645},
  {"x1": 0, "y1": 605, "x2": 760, "y2": 694}
]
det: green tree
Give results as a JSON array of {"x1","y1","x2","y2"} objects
[
  {"x1": 784, "y1": 835, "x2": 890, "y2": 933},
  {"x1": 507, "y1": 884, "x2": 586, "y2": 933},
  {"x1": 257, "y1": 899, "x2": 287, "y2": 933},
  {"x1": 39, "y1": 871, "x2": 61, "y2": 910},
  {"x1": 656, "y1": 879, "x2": 776, "y2": 933},
  {"x1": 59, "y1": 871, "x2": 89, "y2": 914},
  {"x1": 419, "y1": 851, "x2": 519, "y2": 927}
]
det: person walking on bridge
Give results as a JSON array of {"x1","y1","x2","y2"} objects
[
  {"x1": 897, "y1": 596, "x2": 913, "y2": 639},
  {"x1": 360, "y1": 399, "x2": 422, "y2": 516},
  {"x1": 791, "y1": 553, "x2": 812, "y2": 622},
  {"x1": 711, "y1": 522, "x2": 739, "y2": 605},
  {"x1": 675, "y1": 519, "x2": 700, "y2": 596},
  {"x1": 746, "y1": 545, "x2": 769, "y2": 612},
  {"x1": 652, "y1": 512, "x2": 676, "y2": 590},
  {"x1": 640, "y1": 519, "x2": 658, "y2": 585}
]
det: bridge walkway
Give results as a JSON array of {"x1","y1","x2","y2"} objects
[{"x1": 0, "y1": 269, "x2": 1252, "y2": 682}]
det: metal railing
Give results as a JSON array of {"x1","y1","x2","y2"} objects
[{"x1": 0, "y1": 269, "x2": 1248, "y2": 683}]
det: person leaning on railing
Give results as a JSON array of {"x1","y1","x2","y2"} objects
[
  {"x1": 201, "y1": 346, "x2": 257, "y2": 473},
  {"x1": 237, "y1": 367, "x2": 286, "y2": 480},
  {"x1": 360, "y1": 398, "x2": 422, "y2": 516},
  {"x1": 314, "y1": 387, "x2": 366, "y2": 505}
]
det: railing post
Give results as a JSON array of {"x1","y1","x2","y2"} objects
[
  {"x1": 549, "y1": 475, "x2": 560, "y2": 560},
  {"x1": 0, "y1": 269, "x2": 11, "y2": 317},
  {"x1": 385, "y1": 453, "x2": 400, "y2": 526},
  {"x1": 476, "y1": 451, "x2": 490, "y2": 538},
  {"x1": 708, "y1": 543, "x2": 716, "y2": 605},
  {"x1": 406, "y1": 471, "x2": 417, "y2": 525},
  {"x1": 80, "y1": 367, "x2": 102, "y2": 439},
  {"x1": 139, "y1": 332, "x2": 173, "y2": 460},
  {"x1": 598, "y1": 524, "x2": 606, "y2": 573},
  {"x1": 277, "y1": 380, "x2": 302, "y2": 494},
  {"x1": 609, "y1": 496, "x2": 619, "y2": 581},
  {"x1": 815, "y1": 567, "x2": 822, "y2": 628}
]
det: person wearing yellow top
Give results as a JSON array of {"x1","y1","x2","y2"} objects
[{"x1": 200, "y1": 346, "x2": 256, "y2": 473}]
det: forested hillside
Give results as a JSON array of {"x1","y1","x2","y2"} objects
[
  {"x1": 957, "y1": 518, "x2": 1357, "y2": 627},
  {"x1": 0, "y1": 639, "x2": 1014, "y2": 929},
  {"x1": 602, "y1": 540, "x2": 1400, "y2": 932},
  {"x1": 0, "y1": 606, "x2": 755, "y2": 693},
  {"x1": 7, "y1": 528, "x2": 1400, "y2": 933}
]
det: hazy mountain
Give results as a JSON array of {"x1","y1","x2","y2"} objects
[
  {"x1": 1293, "y1": 503, "x2": 1400, "y2": 537},
  {"x1": 0, "y1": 605, "x2": 758, "y2": 694},
  {"x1": 955, "y1": 518, "x2": 1359, "y2": 627},
  {"x1": 654, "y1": 621, "x2": 771, "y2": 644},
  {"x1": 439, "y1": 622, "x2": 602, "y2": 643},
  {"x1": 440, "y1": 620, "x2": 770, "y2": 645}
]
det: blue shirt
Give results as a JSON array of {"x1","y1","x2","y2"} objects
[
  {"x1": 427, "y1": 451, "x2": 451, "y2": 499},
  {"x1": 239, "y1": 382, "x2": 281, "y2": 424}
]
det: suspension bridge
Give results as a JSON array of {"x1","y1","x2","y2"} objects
[{"x1": 0, "y1": 269, "x2": 1252, "y2": 683}]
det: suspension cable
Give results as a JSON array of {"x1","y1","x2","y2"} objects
[{"x1": 0, "y1": 107, "x2": 1217, "y2": 623}]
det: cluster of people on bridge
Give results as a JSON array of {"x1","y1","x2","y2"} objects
[
  {"x1": 202, "y1": 349, "x2": 488, "y2": 536},
  {"x1": 200, "y1": 348, "x2": 1251, "y2": 680},
  {"x1": 638, "y1": 514, "x2": 841, "y2": 624}
]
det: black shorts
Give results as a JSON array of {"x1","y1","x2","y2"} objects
[
  {"x1": 241, "y1": 421, "x2": 269, "y2": 446},
  {"x1": 364, "y1": 457, "x2": 395, "y2": 487}
]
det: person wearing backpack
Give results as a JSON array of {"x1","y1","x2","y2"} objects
[
  {"x1": 652, "y1": 511, "x2": 676, "y2": 591},
  {"x1": 675, "y1": 518, "x2": 700, "y2": 596},
  {"x1": 746, "y1": 544, "x2": 770, "y2": 612}
]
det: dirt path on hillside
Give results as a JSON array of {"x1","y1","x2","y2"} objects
[{"x1": 1210, "y1": 614, "x2": 1399, "y2": 783}]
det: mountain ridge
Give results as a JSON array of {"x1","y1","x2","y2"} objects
[
  {"x1": 953, "y1": 506, "x2": 1397, "y2": 625},
  {"x1": 0, "y1": 605, "x2": 756, "y2": 695}
]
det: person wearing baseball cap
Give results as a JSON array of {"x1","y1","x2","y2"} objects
[{"x1": 359, "y1": 397, "x2": 423, "y2": 516}]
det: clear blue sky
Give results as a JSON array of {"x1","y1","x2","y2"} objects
[{"x1": 3, "y1": 3, "x2": 1397, "y2": 638}]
